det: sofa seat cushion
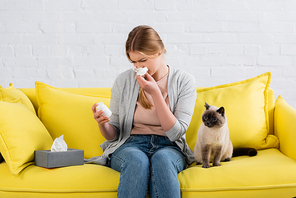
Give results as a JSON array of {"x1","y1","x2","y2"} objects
[
  {"x1": 0, "y1": 163, "x2": 119, "y2": 197},
  {"x1": 179, "y1": 149, "x2": 296, "y2": 197}
]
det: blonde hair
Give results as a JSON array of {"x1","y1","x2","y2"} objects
[{"x1": 126, "y1": 25, "x2": 166, "y2": 109}]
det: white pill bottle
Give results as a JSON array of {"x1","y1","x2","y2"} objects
[{"x1": 96, "y1": 102, "x2": 112, "y2": 118}]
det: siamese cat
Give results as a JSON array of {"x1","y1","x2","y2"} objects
[{"x1": 194, "y1": 102, "x2": 257, "y2": 168}]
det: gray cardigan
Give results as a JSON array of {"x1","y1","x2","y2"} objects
[{"x1": 85, "y1": 66, "x2": 197, "y2": 166}]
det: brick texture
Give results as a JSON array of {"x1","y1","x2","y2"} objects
[{"x1": 0, "y1": 0, "x2": 295, "y2": 108}]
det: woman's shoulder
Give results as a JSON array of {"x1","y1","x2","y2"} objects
[
  {"x1": 116, "y1": 68, "x2": 135, "y2": 80},
  {"x1": 113, "y1": 69, "x2": 136, "y2": 84},
  {"x1": 111, "y1": 68, "x2": 136, "y2": 92}
]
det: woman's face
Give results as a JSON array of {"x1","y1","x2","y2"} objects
[{"x1": 128, "y1": 51, "x2": 163, "y2": 77}]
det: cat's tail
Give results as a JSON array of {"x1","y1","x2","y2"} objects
[{"x1": 232, "y1": 147, "x2": 257, "y2": 157}]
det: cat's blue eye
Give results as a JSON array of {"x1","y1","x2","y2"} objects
[
  {"x1": 213, "y1": 118, "x2": 217, "y2": 121},
  {"x1": 204, "y1": 116, "x2": 208, "y2": 120}
]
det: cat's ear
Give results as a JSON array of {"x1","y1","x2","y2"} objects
[
  {"x1": 217, "y1": 107, "x2": 225, "y2": 116},
  {"x1": 204, "y1": 102, "x2": 210, "y2": 110}
]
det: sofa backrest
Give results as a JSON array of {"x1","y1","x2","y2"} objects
[
  {"x1": 19, "y1": 87, "x2": 275, "y2": 135},
  {"x1": 19, "y1": 87, "x2": 111, "y2": 112}
]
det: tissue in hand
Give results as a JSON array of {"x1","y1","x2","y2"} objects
[
  {"x1": 133, "y1": 67, "x2": 148, "y2": 76},
  {"x1": 51, "y1": 135, "x2": 67, "y2": 152}
]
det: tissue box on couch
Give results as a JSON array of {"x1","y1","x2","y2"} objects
[
  {"x1": 0, "y1": 72, "x2": 296, "y2": 198},
  {"x1": 35, "y1": 149, "x2": 84, "y2": 168}
]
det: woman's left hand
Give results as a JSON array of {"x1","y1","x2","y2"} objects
[{"x1": 136, "y1": 73, "x2": 161, "y2": 96}]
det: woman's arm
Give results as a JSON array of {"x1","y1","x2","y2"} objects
[
  {"x1": 149, "y1": 88, "x2": 177, "y2": 132},
  {"x1": 136, "y1": 73, "x2": 176, "y2": 132},
  {"x1": 137, "y1": 71, "x2": 196, "y2": 141},
  {"x1": 92, "y1": 104, "x2": 116, "y2": 140},
  {"x1": 166, "y1": 73, "x2": 196, "y2": 141}
]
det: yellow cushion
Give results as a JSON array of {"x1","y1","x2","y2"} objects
[
  {"x1": 35, "y1": 81, "x2": 110, "y2": 159},
  {"x1": 179, "y1": 149, "x2": 296, "y2": 197},
  {"x1": 0, "y1": 89, "x2": 20, "y2": 163},
  {"x1": 1, "y1": 83, "x2": 36, "y2": 114},
  {"x1": 274, "y1": 95, "x2": 296, "y2": 161},
  {"x1": 186, "y1": 72, "x2": 279, "y2": 150},
  {"x1": 0, "y1": 163, "x2": 119, "y2": 196},
  {"x1": 0, "y1": 101, "x2": 53, "y2": 175},
  {"x1": 0, "y1": 89, "x2": 19, "y2": 163},
  {"x1": 0, "y1": 88, "x2": 20, "y2": 103},
  {"x1": 18, "y1": 87, "x2": 112, "y2": 112}
]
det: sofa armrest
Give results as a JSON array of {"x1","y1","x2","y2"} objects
[{"x1": 274, "y1": 95, "x2": 296, "y2": 161}]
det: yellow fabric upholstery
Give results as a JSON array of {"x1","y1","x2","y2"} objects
[
  {"x1": 179, "y1": 149, "x2": 296, "y2": 197},
  {"x1": 35, "y1": 81, "x2": 110, "y2": 159},
  {"x1": 0, "y1": 88, "x2": 22, "y2": 163},
  {"x1": 0, "y1": 77, "x2": 295, "y2": 198},
  {"x1": 0, "y1": 89, "x2": 20, "y2": 103},
  {"x1": 267, "y1": 88, "x2": 275, "y2": 135},
  {"x1": 0, "y1": 149, "x2": 295, "y2": 197},
  {"x1": 19, "y1": 87, "x2": 112, "y2": 113},
  {"x1": 0, "y1": 101, "x2": 53, "y2": 175},
  {"x1": 186, "y1": 72, "x2": 279, "y2": 150},
  {"x1": 1, "y1": 83, "x2": 36, "y2": 114},
  {"x1": 0, "y1": 162, "x2": 119, "y2": 197},
  {"x1": 274, "y1": 95, "x2": 296, "y2": 161}
]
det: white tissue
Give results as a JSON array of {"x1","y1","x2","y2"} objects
[
  {"x1": 133, "y1": 67, "x2": 148, "y2": 76},
  {"x1": 51, "y1": 135, "x2": 68, "y2": 152}
]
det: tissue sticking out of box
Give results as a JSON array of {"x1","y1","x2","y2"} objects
[
  {"x1": 51, "y1": 135, "x2": 68, "y2": 152},
  {"x1": 133, "y1": 67, "x2": 148, "y2": 76}
]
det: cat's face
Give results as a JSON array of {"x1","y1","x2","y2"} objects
[{"x1": 202, "y1": 103, "x2": 226, "y2": 128}]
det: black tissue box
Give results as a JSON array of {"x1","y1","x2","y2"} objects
[{"x1": 34, "y1": 149, "x2": 84, "y2": 168}]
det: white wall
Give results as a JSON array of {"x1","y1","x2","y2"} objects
[{"x1": 0, "y1": 0, "x2": 296, "y2": 108}]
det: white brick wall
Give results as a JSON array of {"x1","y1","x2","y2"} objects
[{"x1": 0, "y1": 0, "x2": 296, "y2": 109}]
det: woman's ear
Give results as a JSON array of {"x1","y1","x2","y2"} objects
[{"x1": 158, "y1": 50, "x2": 164, "y2": 56}]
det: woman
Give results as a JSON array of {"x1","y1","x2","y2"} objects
[{"x1": 92, "y1": 25, "x2": 196, "y2": 198}]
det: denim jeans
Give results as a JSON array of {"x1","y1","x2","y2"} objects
[{"x1": 110, "y1": 134, "x2": 187, "y2": 198}]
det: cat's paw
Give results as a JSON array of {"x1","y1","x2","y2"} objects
[
  {"x1": 202, "y1": 163, "x2": 211, "y2": 168},
  {"x1": 223, "y1": 157, "x2": 231, "y2": 162},
  {"x1": 213, "y1": 162, "x2": 221, "y2": 166}
]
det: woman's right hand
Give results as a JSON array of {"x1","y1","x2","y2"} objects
[{"x1": 92, "y1": 103, "x2": 110, "y2": 125}]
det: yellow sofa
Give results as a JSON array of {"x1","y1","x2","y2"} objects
[{"x1": 0, "y1": 72, "x2": 296, "y2": 197}]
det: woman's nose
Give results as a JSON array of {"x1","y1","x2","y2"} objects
[{"x1": 134, "y1": 62, "x2": 142, "y2": 68}]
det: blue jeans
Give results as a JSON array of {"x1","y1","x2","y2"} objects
[{"x1": 110, "y1": 135, "x2": 187, "y2": 198}]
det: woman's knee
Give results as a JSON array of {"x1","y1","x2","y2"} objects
[
  {"x1": 151, "y1": 147, "x2": 186, "y2": 173},
  {"x1": 111, "y1": 147, "x2": 150, "y2": 172}
]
